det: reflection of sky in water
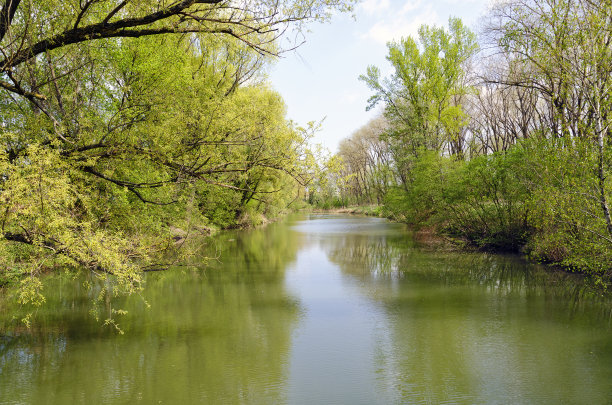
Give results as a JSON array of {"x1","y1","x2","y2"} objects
[
  {"x1": 285, "y1": 244, "x2": 390, "y2": 404},
  {"x1": 286, "y1": 214, "x2": 612, "y2": 405}
]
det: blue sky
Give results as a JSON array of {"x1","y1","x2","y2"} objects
[{"x1": 268, "y1": 0, "x2": 493, "y2": 153}]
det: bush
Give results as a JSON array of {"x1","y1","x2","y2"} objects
[
  {"x1": 381, "y1": 137, "x2": 612, "y2": 283},
  {"x1": 521, "y1": 138, "x2": 612, "y2": 281},
  {"x1": 440, "y1": 148, "x2": 531, "y2": 250},
  {"x1": 384, "y1": 150, "x2": 453, "y2": 225}
]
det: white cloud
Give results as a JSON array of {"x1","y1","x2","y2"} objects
[
  {"x1": 269, "y1": 0, "x2": 492, "y2": 151},
  {"x1": 358, "y1": 0, "x2": 493, "y2": 45},
  {"x1": 399, "y1": 1, "x2": 422, "y2": 14},
  {"x1": 359, "y1": 0, "x2": 391, "y2": 14},
  {"x1": 363, "y1": 6, "x2": 441, "y2": 44},
  {"x1": 445, "y1": 0, "x2": 487, "y2": 4}
]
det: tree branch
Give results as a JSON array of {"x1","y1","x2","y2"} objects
[
  {"x1": 0, "y1": 77, "x2": 46, "y2": 99},
  {"x1": 0, "y1": 0, "x2": 20, "y2": 43},
  {"x1": 1, "y1": 0, "x2": 225, "y2": 69}
]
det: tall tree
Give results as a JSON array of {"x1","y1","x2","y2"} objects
[
  {"x1": 360, "y1": 17, "x2": 478, "y2": 167},
  {"x1": 485, "y1": 0, "x2": 612, "y2": 268}
]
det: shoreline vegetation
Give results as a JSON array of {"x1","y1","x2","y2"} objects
[{"x1": 309, "y1": 206, "x2": 587, "y2": 282}]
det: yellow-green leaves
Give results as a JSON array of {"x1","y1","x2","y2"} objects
[
  {"x1": 361, "y1": 17, "x2": 478, "y2": 165},
  {"x1": 0, "y1": 0, "x2": 357, "y2": 328}
]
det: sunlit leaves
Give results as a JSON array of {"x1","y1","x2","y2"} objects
[{"x1": 360, "y1": 17, "x2": 478, "y2": 173}]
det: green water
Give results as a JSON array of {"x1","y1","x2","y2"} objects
[{"x1": 1, "y1": 214, "x2": 611, "y2": 404}]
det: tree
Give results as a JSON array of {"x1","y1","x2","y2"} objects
[
  {"x1": 466, "y1": 55, "x2": 543, "y2": 155},
  {"x1": 0, "y1": 0, "x2": 355, "y2": 321},
  {"x1": 360, "y1": 17, "x2": 478, "y2": 169},
  {"x1": 485, "y1": 0, "x2": 612, "y2": 277},
  {"x1": 336, "y1": 116, "x2": 392, "y2": 205}
]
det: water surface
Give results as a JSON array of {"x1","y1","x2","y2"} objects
[{"x1": 1, "y1": 214, "x2": 611, "y2": 404}]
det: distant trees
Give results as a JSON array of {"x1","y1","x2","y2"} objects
[
  {"x1": 336, "y1": 116, "x2": 393, "y2": 205},
  {"x1": 307, "y1": 116, "x2": 393, "y2": 208}
]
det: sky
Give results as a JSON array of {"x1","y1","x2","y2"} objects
[{"x1": 268, "y1": 0, "x2": 493, "y2": 153}]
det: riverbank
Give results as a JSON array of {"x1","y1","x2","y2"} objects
[
  {"x1": 312, "y1": 205, "x2": 611, "y2": 291},
  {"x1": 0, "y1": 206, "x2": 299, "y2": 289}
]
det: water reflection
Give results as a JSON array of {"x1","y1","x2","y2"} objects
[
  {"x1": 298, "y1": 214, "x2": 612, "y2": 404},
  {"x1": 314, "y1": 216, "x2": 611, "y2": 317},
  {"x1": 0, "y1": 222, "x2": 303, "y2": 404},
  {"x1": 1, "y1": 214, "x2": 611, "y2": 404}
]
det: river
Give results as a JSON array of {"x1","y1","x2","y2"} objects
[{"x1": 1, "y1": 214, "x2": 611, "y2": 404}]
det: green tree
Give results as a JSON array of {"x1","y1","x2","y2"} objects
[
  {"x1": 360, "y1": 17, "x2": 478, "y2": 174},
  {"x1": 486, "y1": 0, "x2": 612, "y2": 279}
]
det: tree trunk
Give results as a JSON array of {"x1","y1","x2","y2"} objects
[{"x1": 595, "y1": 103, "x2": 612, "y2": 238}]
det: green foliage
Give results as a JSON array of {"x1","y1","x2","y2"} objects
[
  {"x1": 360, "y1": 17, "x2": 478, "y2": 169},
  {"x1": 307, "y1": 151, "x2": 351, "y2": 209},
  {"x1": 522, "y1": 138, "x2": 612, "y2": 280},
  {"x1": 384, "y1": 150, "x2": 451, "y2": 225},
  {"x1": 0, "y1": 0, "x2": 354, "y2": 323},
  {"x1": 441, "y1": 148, "x2": 531, "y2": 250},
  {"x1": 383, "y1": 137, "x2": 611, "y2": 281},
  {"x1": 347, "y1": 8, "x2": 612, "y2": 284}
]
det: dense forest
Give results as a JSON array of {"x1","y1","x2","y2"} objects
[
  {"x1": 0, "y1": 0, "x2": 355, "y2": 315},
  {"x1": 311, "y1": 0, "x2": 612, "y2": 285}
]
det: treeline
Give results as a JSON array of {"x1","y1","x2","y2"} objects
[
  {"x1": 0, "y1": 0, "x2": 354, "y2": 309},
  {"x1": 309, "y1": 116, "x2": 392, "y2": 208},
  {"x1": 314, "y1": 0, "x2": 611, "y2": 283}
]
